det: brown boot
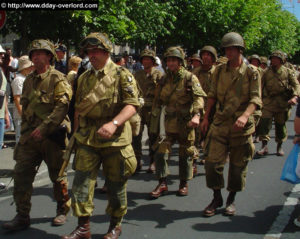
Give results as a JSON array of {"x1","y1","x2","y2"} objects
[
  {"x1": 103, "y1": 224, "x2": 122, "y2": 239},
  {"x1": 2, "y1": 214, "x2": 30, "y2": 231},
  {"x1": 224, "y1": 192, "x2": 236, "y2": 216},
  {"x1": 276, "y1": 143, "x2": 284, "y2": 156},
  {"x1": 150, "y1": 178, "x2": 168, "y2": 199},
  {"x1": 53, "y1": 201, "x2": 68, "y2": 226},
  {"x1": 177, "y1": 180, "x2": 188, "y2": 196},
  {"x1": 256, "y1": 140, "x2": 268, "y2": 156},
  {"x1": 53, "y1": 181, "x2": 69, "y2": 226},
  {"x1": 61, "y1": 216, "x2": 91, "y2": 239},
  {"x1": 203, "y1": 190, "x2": 223, "y2": 217}
]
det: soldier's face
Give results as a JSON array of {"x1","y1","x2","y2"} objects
[
  {"x1": 191, "y1": 60, "x2": 201, "y2": 68},
  {"x1": 87, "y1": 46, "x2": 109, "y2": 70},
  {"x1": 225, "y1": 47, "x2": 240, "y2": 61},
  {"x1": 250, "y1": 59, "x2": 260, "y2": 67},
  {"x1": 270, "y1": 57, "x2": 281, "y2": 68},
  {"x1": 31, "y1": 50, "x2": 51, "y2": 68},
  {"x1": 260, "y1": 63, "x2": 267, "y2": 69},
  {"x1": 142, "y1": 57, "x2": 154, "y2": 69},
  {"x1": 166, "y1": 57, "x2": 181, "y2": 72},
  {"x1": 201, "y1": 51, "x2": 214, "y2": 66}
]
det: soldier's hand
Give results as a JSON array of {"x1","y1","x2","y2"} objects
[
  {"x1": 233, "y1": 115, "x2": 248, "y2": 131},
  {"x1": 30, "y1": 128, "x2": 43, "y2": 140},
  {"x1": 97, "y1": 122, "x2": 117, "y2": 139},
  {"x1": 288, "y1": 96, "x2": 298, "y2": 105},
  {"x1": 188, "y1": 115, "x2": 200, "y2": 128},
  {"x1": 201, "y1": 118, "x2": 209, "y2": 134}
]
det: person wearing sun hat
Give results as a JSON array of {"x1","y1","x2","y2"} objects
[{"x1": 11, "y1": 55, "x2": 34, "y2": 143}]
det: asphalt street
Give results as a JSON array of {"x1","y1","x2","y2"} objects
[{"x1": 0, "y1": 111, "x2": 300, "y2": 239}]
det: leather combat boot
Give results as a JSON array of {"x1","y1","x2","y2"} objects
[
  {"x1": 61, "y1": 216, "x2": 91, "y2": 239},
  {"x1": 53, "y1": 181, "x2": 69, "y2": 226},
  {"x1": 224, "y1": 191, "x2": 236, "y2": 216},
  {"x1": 203, "y1": 190, "x2": 223, "y2": 217},
  {"x1": 150, "y1": 178, "x2": 168, "y2": 199},
  {"x1": 276, "y1": 143, "x2": 284, "y2": 156},
  {"x1": 53, "y1": 201, "x2": 67, "y2": 226},
  {"x1": 2, "y1": 214, "x2": 30, "y2": 231},
  {"x1": 103, "y1": 223, "x2": 122, "y2": 239},
  {"x1": 177, "y1": 180, "x2": 188, "y2": 196},
  {"x1": 256, "y1": 140, "x2": 268, "y2": 156}
]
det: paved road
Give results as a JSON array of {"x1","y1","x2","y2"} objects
[{"x1": 0, "y1": 113, "x2": 299, "y2": 239}]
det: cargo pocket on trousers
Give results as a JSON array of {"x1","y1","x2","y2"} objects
[{"x1": 120, "y1": 145, "x2": 137, "y2": 179}]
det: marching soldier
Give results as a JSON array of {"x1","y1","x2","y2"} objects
[
  {"x1": 248, "y1": 54, "x2": 264, "y2": 143},
  {"x1": 256, "y1": 50, "x2": 300, "y2": 156},
  {"x1": 190, "y1": 53, "x2": 202, "y2": 70},
  {"x1": 149, "y1": 46, "x2": 206, "y2": 198},
  {"x1": 201, "y1": 32, "x2": 262, "y2": 216},
  {"x1": 132, "y1": 49, "x2": 164, "y2": 173},
  {"x1": 259, "y1": 56, "x2": 268, "y2": 70},
  {"x1": 62, "y1": 33, "x2": 140, "y2": 239},
  {"x1": 192, "y1": 45, "x2": 218, "y2": 166},
  {"x1": 2, "y1": 39, "x2": 72, "y2": 230}
]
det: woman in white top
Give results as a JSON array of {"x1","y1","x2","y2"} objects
[{"x1": 11, "y1": 55, "x2": 33, "y2": 143}]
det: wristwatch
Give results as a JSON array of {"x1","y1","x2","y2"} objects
[
  {"x1": 112, "y1": 120, "x2": 119, "y2": 127},
  {"x1": 196, "y1": 112, "x2": 201, "y2": 116}
]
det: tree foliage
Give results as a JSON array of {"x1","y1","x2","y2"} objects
[{"x1": 1, "y1": 0, "x2": 299, "y2": 61}]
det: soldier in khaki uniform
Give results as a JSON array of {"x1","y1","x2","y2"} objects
[
  {"x1": 149, "y1": 46, "x2": 206, "y2": 198},
  {"x1": 249, "y1": 55, "x2": 265, "y2": 78},
  {"x1": 132, "y1": 49, "x2": 164, "y2": 173},
  {"x1": 192, "y1": 46, "x2": 218, "y2": 166},
  {"x1": 190, "y1": 53, "x2": 202, "y2": 71},
  {"x1": 62, "y1": 33, "x2": 139, "y2": 239},
  {"x1": 256, "y1": 50, "x2": 300, "y2": 156},
  {"x1": 2, "y1": 40, "x2": 72, "y2": 231},
  {"x1": 201, "y1": 32, "x2": 262, "y2": 217},
  {"x1": 248, "y1": 54, "x2": 264, "y2": 143},
  {"x1": 260, "y1": 56, "x2": 268, "y2": 70}
]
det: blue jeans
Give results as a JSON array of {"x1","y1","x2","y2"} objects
[{"x1": 0, "y1": 118, "x2": 4, "y2": 150}]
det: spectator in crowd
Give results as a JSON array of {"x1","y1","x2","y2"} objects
[
  {"x1": 115, "y1": 56, "x2": 125, "y2": 66},
  {"x1": 55, "y1": 44, "x2": 67, "y2": 74},
  {"x1": 11, "y1": 55, "x2": 34, "y2": 143},
  {"x1": 67, "y1": 56, "x2": 82, "y2": 89},
  {"x1": 6, "y1": 47, "x2": 18, "y2": 81},
  {"x1": 0, "y1": 44, "x2": 10, "y2": 150}
]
